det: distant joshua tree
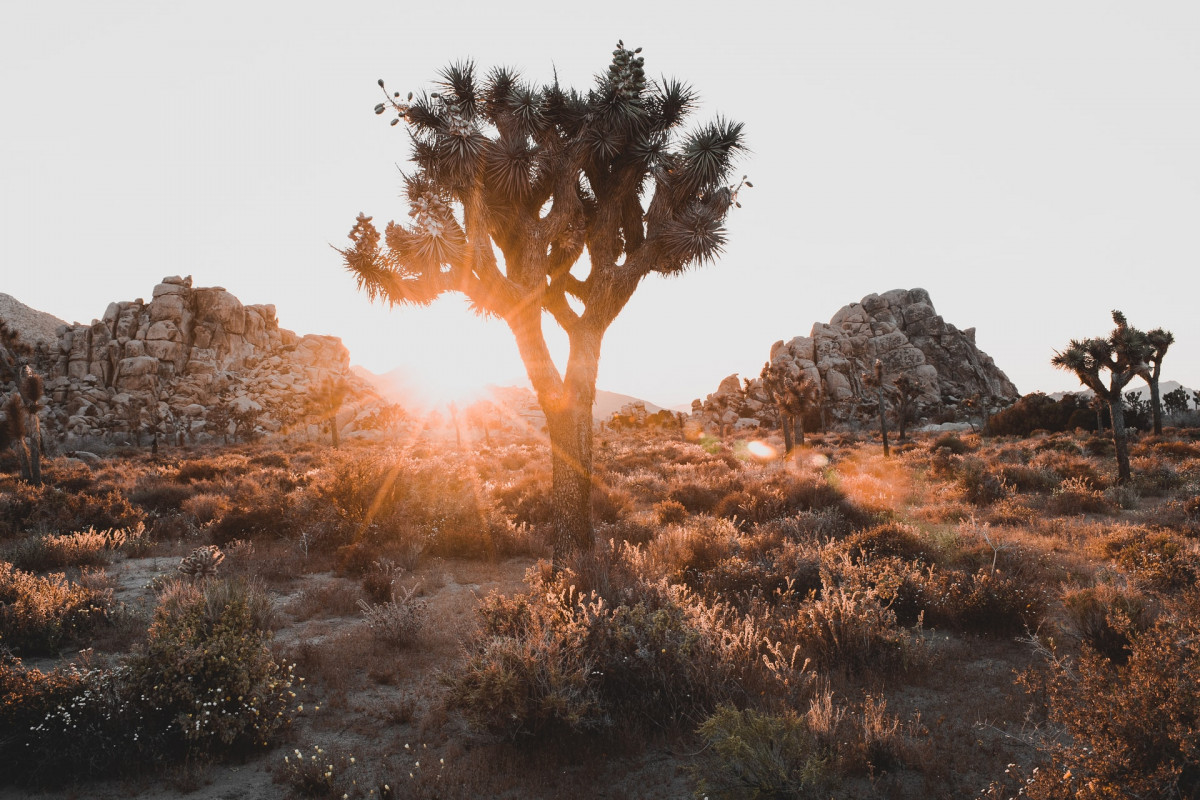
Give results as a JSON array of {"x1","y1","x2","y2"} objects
[
  {"x1": 3, "y1": 368, "x2": 44, "y2": 483},
  {"x1": 760, "y1": 361, "x2": 819, "y2": 452},
  {"x1": 310, "y1": 377, "x2": 351, "y2": 448},
  {"x1": 340, "y1": 43, "x2": 747, "y2": 560},
  {"x1": 1142, "y1": 326, "x2": 1174, "y2": 435},
  {"x1": 1162, "y1": 386, "x2": 1190, "y2": 418},
  {"x1": 892, "y1": 373, "x2": 922, "y2": 441},
  {"x1": 1052, "y1": 310, "x2": 1151, "y2": 484},
  {"x1": 863, "y1": 360, "x2": 890, "y2": 457}
]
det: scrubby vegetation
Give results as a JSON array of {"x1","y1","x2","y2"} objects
[{"x1": 0, "y1": 419, "x2": 1197, "y2": 798}]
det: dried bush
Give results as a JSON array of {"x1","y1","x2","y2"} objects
[
  {"x1": 845, "y1": 522, "x2": 929, "y2": 564},
  {"x1": 1047, "y1": 476, "x2": 1112, "y2": 515},
  {"x1": 1062, "y1": 582, "x2": 1155, "y2": 663},
  {"x1": 0, "y1": 561, "x2": 111, "y2": 655},
  {"x1": 930, "y1": 433, "x2": 972, "y2": 454},
  {"x1": 446, "y1": 572, "x2": 752, "y2": 737},
  {"x1": 692, "y1": 705, "x2": 829, "y2": 799},
  {"x1": 1039, "y1": 605, "x2": 1200, "y2": 799},
  {"x1": 1102, "y1": 529, "x2": 1197, "y2": 591},
  {"x1": 181, "y1": 492, "x2": 233, "y2": 525},
  {"x1": 778, "y1": 585, "x2": 920, "y2": 675},
  {"x1": 128, "y1": 478, "x2": 195, "y2": 512},
  {"x1": 358, "y1": 583, "x2": 427, "y2": 647},
  {"x1": 4, "y1": 527, "x2": 120, "y2": 572}
]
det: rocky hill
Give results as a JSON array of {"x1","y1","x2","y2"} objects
[
  {"x1": 697, "y1": 288, "x2": 1019, "y2": 432},
  {"x1": 2, "y1": 276, "x2": 376, "y2": 445},
  {"x1": 0, "y1": 293, "x2": 67, "y2": 348}
]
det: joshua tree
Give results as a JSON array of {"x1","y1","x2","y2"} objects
[
  {"x1": 1163, "y1": 386, "x2": 1190, "y2": 418},
  {"x1": 2, "y1": 368, "x2": 44, "y2": 483},
  {"x1": 310, "y1": 377, "x2": 351, "y2": 448},
  {"x1": 863, "y1": 360, "x2": 890, "y2": 457},
  {"x1": 1052, "y1": 310, "x2": 1151, "y2": 484},
  {"x1": 0, "y1": 320, "x2": 32, "y2": 385},
  {"x1": 1141, "y1": 327, "x2": 1174, "y2": 435},
  {"x1": 892, "y1": 373, "x2": 922, "y2": 441},
  {"x1": 761, "y1": 361, "x2": 819, "y2": 452},
  {"x1": 341, "y1": 43, "x2": 747, "y2": 559},
  {"x1": 1089, "y1": 393, "x2": 1107, "y2": 433}
]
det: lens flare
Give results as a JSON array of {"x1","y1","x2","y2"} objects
[{"x1": 746, "y1": 440, "x2": 776, "y2": 459}]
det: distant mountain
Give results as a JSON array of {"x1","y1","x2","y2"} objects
[
  {"x1": 1049, "y1": 380, "x2": 1194, "y2": 401},
  {"x1": 354, "y1": 365, "x2": 662, "y2": 422},
  {"x1": 0, "y1": 292, "x2": 67, "y2": 347}
]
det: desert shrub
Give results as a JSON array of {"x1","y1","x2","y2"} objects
[
  {"x1": 1047, "y1": 476, "x2": 1112, "y2": 515},
  {"x1": 3, "y1": 527, "x2": 120, "y2": 572},
  {"x1": 845, "y1": 522, "x2": 928, "y2": 563},
  {"x1": 930, "y1": 433, "x2": 971, "y2": 454},
  {"x1": 692, "y1": 705, "x2": 829, "y2": 800},
  {"x1": 667, "y1": 481, "x2": 727, "y2": 514},
  {"x1": 1103, "y1": 529, "x2": 1197, "y2": 591},
  {"x1": 653, "y1": 499, "x2": 688, "y2": 525},
  {"x1": 778, "y1": 585, "x2": 920, "y2": 675},
  {"x1": 358, "y1": 584, "x2": 427, "y2": 647},
  {"x1": 210, "y1": 502, "x2": 293, "y2": 545},
  {"x1": 591, "y1": 483, "x2": 633, "y2": 524},
  {"x1": 987, "y1": 393, "x2": 1091, "y2": 437},
  {"x1": 174, "y1": 456, "x2": 248, "y2": 483},
  {"x1": 985, "y1": 496, "x2": 1039, "y2": 527},
  {"x1": 0, "y1": 484, "x2": 144, "y2": 536},
  {"x1": 1039, "y1": 606, "x2": 1200, "y2": 799},
  {"x1": 955, "y1": 457, "x2": 1010, "y2": 506},
  {"x1": 128, "y1": 478, "x2": 195, "y2": 512},
  {"x1": 275, "y1": 743, "x2": 365, "y2": 798},
  {"x1": 181, "y1": 491, "x2": 233, "y2": 524},
  {"x1": 0, "y1": 561, "x2": 112, "y2": 655},
  {"x1": 996, "y1": 463, "x2": 1059, "y2": 494},
  {"x1": 491, "y1": 469, "x2": 555, "y2": 528},
  {"x1": 446, "y1": 573, "x2": 749, "y2": 737},
  {"x1": 1062, "y1": 582, "x2": 1155, "y2": 663},
  {"x1": 644, "y1": 516, "x2": 740, "y2": 585},
  {"x1": 923, "y1": 567, "x2": 1047, "y2": 635},
  {"x1": 0, "y1": 654, "x2": 134, "y2": 786},
  {"x1": 1131, "y1": 457, "x2": 1185, "y2": 497},
  {"x1": 124, "y1": 577, "x2": 299, "y2": 761},
  {"x1": 249, "y1": 451, "x2": 291, "y2": 469}
]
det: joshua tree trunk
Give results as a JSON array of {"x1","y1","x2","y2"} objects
[
  {"x1": 1149, "y1": 374, "x2": 1163, "y2": 436},
  {"x1": 1108, "y1": 396, "x2": 1132, "y2": 484},
  {"x1": 793, "y1": 416, "x2": 805, "y2": 447},
  {"x1": 329, "y1": 417, "x2": 340, "y2": 449},
  {"x1": 28, "y1": 415, "x2": 42, "y2": 484},
  {"x1": 876, "y1": 387, "x2": 890, "y2": 457},
  {"x1": 780, "y1": 413, "x2": 794, "y2": 453}
]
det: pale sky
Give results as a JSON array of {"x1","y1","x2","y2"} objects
[{"x1": 2, "y1": 2, "x2": 1196, "y2": 408}]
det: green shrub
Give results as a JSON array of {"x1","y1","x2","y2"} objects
[
  {"x1": 692, "y1": 705, "x2": 828, "y2": 800},
  {"x1": 124, "y1": 577, "x2": 299, "y2": 760}
]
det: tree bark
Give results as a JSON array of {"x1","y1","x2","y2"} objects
[
  {"x1": 793, "y1": 415, "x2": 805, "y2": 447},
  {"x1": 1108, "y1": 396, "x2": 1132, "y2": 484},
  {"x1": 1149, "y1": 372, "x2": 1163, "y2": 436},
  {"x1": 330, "y1": 416, "x2": 340, "y2": 449},
  {"x1": 27, "y1": 416, "x2": 42, "y2": 484},
  {"x1": 780, "y1": 413, "x2": 794, "y2": 454},
  {"x1": 877, "y1": 388, "x2": 890, "y2": 458}
]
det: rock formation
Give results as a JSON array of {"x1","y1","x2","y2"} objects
[
  {"x1": 5, "y1": 276, "x2": 377, "y2": 444},
  {"x1": 697, "y1": 288, "x2": 1019, "y2": 432}
]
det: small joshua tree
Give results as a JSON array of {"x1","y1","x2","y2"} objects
[
  {"x1": 892, "y1": 373, "x2": 922, "y2": 441},
  {"x1": 1142, "y1": 326, "x2": 1174, "y2": 435},
  {"x1": 3, "y1": 368, "x2": 45, "y2": 483},
  {"x1": 1052, "y1": 310, "x2": 1151, "y2": 484},
  {"x1": 761, "y1": 361, "x2": 819, "y2": 452},
  {"x1": 309, "y1": 377, "x2": 351, "y2": 448},
  {"x1": 863, "y1": 359, "x2": 890, "y2": 457},
  {"x1": 1163, "y1": 386, "x2": 1190, "y2": 419}
]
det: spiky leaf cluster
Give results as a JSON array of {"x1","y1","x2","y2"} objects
[
  {"x1": 342, "y1": 43, "x2": 748, "y2": 335},
  {"x1": 760, "y1": 361, "x2": 819, "y2": 418},
  {"x1": 1051, "y1": 310, "x2": 1153, "y2": 399}
]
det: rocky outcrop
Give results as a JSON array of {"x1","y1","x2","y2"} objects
[
  {"x1": 697, "y1": 288, "x2": 1018, "y2": 431},
  {"x1": 21, "y1": 276, "x2": 377, "y2": 443}
]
